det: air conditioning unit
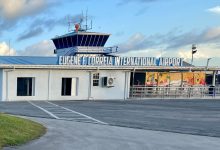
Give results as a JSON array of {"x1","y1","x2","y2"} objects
[{"x1": 102, "y1": 77, "x2": 115, "y2": 87}]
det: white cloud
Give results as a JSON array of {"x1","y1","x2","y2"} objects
[
  {"x1": 121, "y1": 43, "x2": 220, "y2": 66},
  {"x1": 17, "y1": 40, "x2": 55, "y2": 56},
  {"x1": 0, "y1": 42, "x2": 16, "y2": 55},
  {"x1": 117, "y1": 26, "x2": 220, "y2": 66},
  {"x1": 176, "y1": 44, "x2": 220, "y2": 66},
  {"x1": 207, "y1": 6, "x2": 220, "y2": 15},
  {"x1": 203, "y1": 27, "x2": 220, "y2": 40},
  {"x1": 0, "y1": 0, "x2": 47, "y2": 20}
]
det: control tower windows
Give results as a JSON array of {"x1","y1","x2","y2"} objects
[{"x1": 52, "y1": 34, "x2": 110, "y2": 49}]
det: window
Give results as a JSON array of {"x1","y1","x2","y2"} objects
[
  {"x1": 62, "y1": 78, "x2": 72, "y2": 96},
  {"x1": 61, "y1": 78, "x2": 78, "y2": 96},
  {"x1": 93, "y1": 73, "x2": 99, "y2": 86},
  {"x1": 17, "y1": 77, "x2": 35, "y2": 96}
]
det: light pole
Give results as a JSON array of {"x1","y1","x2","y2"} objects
[
  {"x1": 191, "y1": 44, "x2": 197, "y2": 65},
  {"x1": 206, "y1": 58, "x2": 212, "y2": 70}
]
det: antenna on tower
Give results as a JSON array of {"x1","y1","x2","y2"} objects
[
  {"x1": 86, "y1": 8, "x2": 88, "y2": 30},
  {"x1": 67, "y1": 15, "x2": 75, "y2": 32},
  {"x1": 68, "y1": 10, "x2": 93, "y2": 33},
  {"x1": 84, "y1": 9, "x2": 92, "y2": 31}
]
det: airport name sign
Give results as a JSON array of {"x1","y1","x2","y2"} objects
[{"x1": 58, "y1": 56, "x2": 183, "y2": 66}]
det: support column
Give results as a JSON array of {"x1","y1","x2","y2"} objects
[
  {"x1": 88, "y1": 71, "x2": 92, "y2": 100},
  {"x1": 47, "y1": 70, "x2": 51, "y2": 100},
  {"x1": 6, "y1": 71, "x2": 8, "y2": 101},
  {"x1": 124, "y1": 71, "x2": 130, "y2": 100}
]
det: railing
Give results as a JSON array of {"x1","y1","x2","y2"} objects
[{"x1": 129, "y1": 86, "x2": 220, "y2": 99}]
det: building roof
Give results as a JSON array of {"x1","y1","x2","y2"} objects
[
  {"x1": 0, "y1": 56, "x2": 58, "y2": 65},
  {"x1": 0, "y1": 56, "x2": 219, "y2": 72},
  {"x1": 51, "y1": 31, "x2": 110, "y2": 40}
]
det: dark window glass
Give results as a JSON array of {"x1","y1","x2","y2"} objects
[
  {"x1": 85, "y1": 35, "x2": 92, "y2": 46},
  {"x1": 59, "y1": 38, "x2": 64, "y2": 49},
  {"x1": 79, "y1": 35, "x2": 86, "y2": 46},
  {"x1": 76, "y1": 35, "x2": 83, "y2": 46},
  {"x1": 53, "y1": 39, "x2": 59, "y2": 49},
  {"x1": 62, "y1": 78, "x2": 72, "y2": 96},
  {"x1": 63, "y1": 37, "x2": 68, "y2": 48},
  {"x1": 66, "y1": 36, "x2": 72, "y2": 48},
  {"x1": 100, "y1": 35, "x2": 109, "y2": 46},
  {"x1": 82, "y1": 35, "x2": 88, "y2": 46},
  {"x1": 71, "y1": 36, "x2": 77, "y2": 46},
  {"x1": 97, "y1": 36, "x2": 104, "y2": 46},
  {"x1": 93, "y1": 73, "x2": 99, "y2": 86},
  {"x1": 91, "y1": 35, "x2": 98, "y2": 46},
  {"x1": 17, "y1": 78, "x2": 33, "y2": 96},
  {"x1": 89, "y1": 35, "x2": 95, "y2": 46}
]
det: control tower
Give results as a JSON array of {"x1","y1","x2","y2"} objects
[{"x1": 52, "y1": 16, "x2": 117, "y2": 57}]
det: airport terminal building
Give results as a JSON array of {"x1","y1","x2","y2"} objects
[{"x1": 0, "y1": 24, "x2": 219, "y2": 101}]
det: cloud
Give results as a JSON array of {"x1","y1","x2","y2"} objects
[
  {"x1": 207, "y1": 6, "x2": 220, "y2": 15},
  {"x1": 118, "y1": 27, "x2": 220, "y2": 65},
  {"x1": 17, "y1": 27, "x2": 44, "y2": 41},
  {"x1": 165, "y1": 27, "x2": 220, "y2": 49},
  {"x1": 118, "y1": 27, "x2": 220, "y2": 53},
  {"x1": 170, "y1": 44, "x2": 220, "y2": 66},
  {"x1": 30, "y1": 14, "x2": 83, "y2": 30},
  {"x1": 17, "y1": 40, "x2": 55, "y2": 56},
  {"x1": 118, "y1": 33, "x2": 160, "y2": 53},
  {"x1": 0, "y1": 42, "x2": 16, "y2": 55},
  {"x1": 15, "y1": 14, "x2": 83, "y2": 41},
  {"x1": 0, "y1": 19, "x2": 17, "y2": 34},
  {"x1": 0, "y1": 39, "x2": 55, "y2": 56},
  {"x1": 0, "y1": 0, "x2": 47, "y2": 20},
  {"x1": 0, "y1": 0, "x2": 57, "y2": 34},
  {"x1": 121, "y1": 43, "x2": 220, "y2": 66}
]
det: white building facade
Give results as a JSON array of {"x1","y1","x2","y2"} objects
[{"x1": 0, "y1": 65, "x2": 131, "y2": 101}]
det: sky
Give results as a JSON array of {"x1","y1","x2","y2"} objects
[{"x1": 0, "y1": 0, "x2": 220, "y2": 66}]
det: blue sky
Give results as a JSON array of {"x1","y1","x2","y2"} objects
[{"x1": 0, "y1": 0, "x2": 220, "y2": 66}]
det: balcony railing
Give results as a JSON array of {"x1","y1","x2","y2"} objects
[{"x1": 129, "y1": 86, "x2": 220, "y2": 99}]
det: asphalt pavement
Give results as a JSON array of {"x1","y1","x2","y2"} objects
[
  {"x1": 1, "y1": 99, "x2": 220, "y2": 137},
  {"x1": 2, "y1": 99, "x2": 220, "y2": 149},
  {"x1": 4, "y1": 117, "x2": 220, "y2": 150}
]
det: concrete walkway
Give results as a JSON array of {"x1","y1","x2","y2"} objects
[{"x1": 4, "y1": 117, "x2": 220, "y2": 150}]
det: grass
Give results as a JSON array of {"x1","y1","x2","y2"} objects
[{"x1": 0, "y1": 113, "x2": 46, "y2": 149}]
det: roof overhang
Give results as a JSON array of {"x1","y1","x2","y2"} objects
[
  {"x1": 52, "y1": 32, "x2": 111, "y2": 40},
  {"x1": 0, "y1": 64, "x2": 220, "y2": 71}
]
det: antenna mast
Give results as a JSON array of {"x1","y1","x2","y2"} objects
[
  {"x1": 68, "y1": 10, "x2": 93, "y2": 33},
  {"x1": 86, "y1": 9, "x2": 88, "y2": 31},
  {"x1": 67, "y1": 15, "x2": 75, "y2": 32}
]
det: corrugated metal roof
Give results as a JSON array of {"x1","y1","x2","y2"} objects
[
  {"x1": 0, "y1": 56, "x2": 219, "y2": 71},
  {"x1": 0, "y1": 56, "x2": 58, "y2": 65}
]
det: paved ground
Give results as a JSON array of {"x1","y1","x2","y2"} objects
[
  {"x1": 4, "y1": 117, "x2": 220, "y2": 150},
  {"x1": 1, "y1": 99, "x2": 220, "y2": 137}
]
